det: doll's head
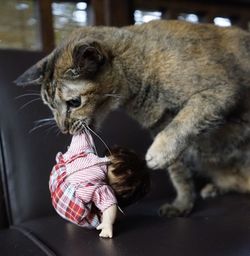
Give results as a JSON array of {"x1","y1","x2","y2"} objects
[{"x1": 106, "y1": 147, "x2": 150, "y2": 207}]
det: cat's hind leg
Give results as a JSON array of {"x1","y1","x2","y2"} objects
[
  {"x1": 201, "y1": 166, "x2": 250, "y2": 199},
  {"x1": 200, "y1": 183, "x2": 219, "y2": 199},
  {"x1": 159, "y1": 161, "x2": 196, "y2": 217}
]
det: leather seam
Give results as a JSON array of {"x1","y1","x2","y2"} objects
[
  {"x1": 0, "y1": 129, "x2": 13, "y2": 225},
  {"x1": 11, "y1": 226, "x2": 57, "y2": 256}
]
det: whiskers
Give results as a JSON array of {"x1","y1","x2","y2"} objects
[
  {"x1": 19, "y1": 98, "x2": 41, "y2": 110},
  {"x1": 72, "y1": 120, "x2": 112, "y2": 155},
  {"x1": 85, "y1": 124, "x2": 112, "y2": 156},
  {"x1": 29, "y1": 117, "x2": 59, "y2": 134},
  {"x1": 15, "y1": 93, "x2": 41, "y2": 100},
  {"x1": 15, "y1": 92, "x2": 60, "y2": 135},
  {"x1": 15, "y1": 91, "x2": 42, "y2": 111}
]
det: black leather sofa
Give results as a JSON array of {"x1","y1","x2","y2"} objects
[{"x1": 1, "y1": 49, "x2": 250, "y2": 256}]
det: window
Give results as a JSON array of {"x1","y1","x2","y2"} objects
[
  {"x1": 0, "y1": 0, "x2": 40, "y2": 50},
  {"x1": 52, "y1": 1, "x2": 88, "y2": 45},
  {"x1": 134, "y1": 10, "x2": 162, "y2": 24},
  {"x1": 213, "y1": 17, "x2": 232, "y2": 27},
  {"x1": 178, "y1": 13, "x2": 199, "y2": 23}
]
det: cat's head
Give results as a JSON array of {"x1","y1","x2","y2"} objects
[{"x1": 15, "y1": 39, "x2": 124, "y2": 134}]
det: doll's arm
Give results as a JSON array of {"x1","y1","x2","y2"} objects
[{"x1": 96, "y1": 204, "x2": 117, "y2": 238}]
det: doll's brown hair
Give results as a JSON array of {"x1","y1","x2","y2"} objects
[{"x1": 107, "y1": 147, "x2": 150, "y2": 207}]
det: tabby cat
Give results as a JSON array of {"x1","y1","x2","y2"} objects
[{"x1": 16, "y1": 20, "x2": 250, "y2": 217}]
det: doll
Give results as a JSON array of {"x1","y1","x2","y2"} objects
[{"x1": 49, "y1": 129, "x2": 150, "y2": 238}]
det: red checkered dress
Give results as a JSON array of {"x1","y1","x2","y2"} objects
[{"x1": 49, "y1": 131, "x2": 117, "y2": 228}]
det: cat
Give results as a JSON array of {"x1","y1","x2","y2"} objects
[{"x1": 15, "y1": 20, "x2": 250, "y2": 217}]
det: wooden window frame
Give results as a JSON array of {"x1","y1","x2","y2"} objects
[
  {"x1": 35, "y1": 0, "x2": 250, "y2": 53},
  {"x1": 36, "y1": 0, "x2": 55, "y2": 53},
  {"x1": 36, "y1": 0, "x2": 133, "y2": 53}
]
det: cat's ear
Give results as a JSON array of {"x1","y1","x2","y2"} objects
[
  {"x1": 72, "y1": 41, "x2": 107, "y2": 78},
  {"x1": 15, "y1": 51, "x2": 55, "y2": 86}
]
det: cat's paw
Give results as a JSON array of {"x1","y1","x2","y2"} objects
[
  {"x1": 146, "y1": 151, "x2": 165, "y2": 170},
  {"x1": 158, "y1": 202, "x2": 193, "y2": 217},
  {"x1": 146, "y1": 131, "x2": 183, "y2": 170},
  {"x1": 200, "y1": 183, "x2": 218, "y2": 199},
  {"x1": 146, "y1": 142, "x2": 175, "y2": 170}
]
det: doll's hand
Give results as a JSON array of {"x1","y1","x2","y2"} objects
[
  {"x1": 96, "y1": 223, "x2": 113, "y2": 238},
  {"x1": 96, "y1": 204, "x2": 117, "y2": 238}
]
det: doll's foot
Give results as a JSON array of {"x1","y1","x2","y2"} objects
[{"x1": 97, "y1": 223, "x2": 113, "y2": 238}]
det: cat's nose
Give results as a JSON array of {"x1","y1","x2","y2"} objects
[
  {"x1": 61, "y1": 123, "x2": 69, "y2": 134},
  {"x1": 57, "y1": 119, "x2": 69, "y2": 134},
  {"x1": 60, "y1": 128, "x2": 68, "y2": 134}
]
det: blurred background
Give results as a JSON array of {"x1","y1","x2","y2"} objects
[{"x1": 1, "y1": 0, "x2": 250, "y2": 54}]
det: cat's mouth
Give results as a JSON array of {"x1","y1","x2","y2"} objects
[{"x1": 69, "y1": 118, "x2": 95, "y2": 135}]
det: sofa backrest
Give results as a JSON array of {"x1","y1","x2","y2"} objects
[
  {"x1": 0, "y1": 49, "x2": 152, "y2": 225},
  {"x1": 0, "y1": 50, "x2": 65, "y2": 225}
]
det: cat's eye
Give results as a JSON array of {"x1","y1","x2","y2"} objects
[{"x1": 66, "y1": 97, "x2": 81, "y2": 108}]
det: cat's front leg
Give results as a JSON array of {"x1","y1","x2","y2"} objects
[
  {"x1": 146, "y1": 85, "x2": 236, "y2": 216},
  {"x1": 146, "y1": 127, "x2": 185, "y2": 170},
  {"x1": 159, "y1": 161, "x2": 195, "y2": 217},
  {"x1": 146, "y1": 86, "x2": 236, "y2": 169}
]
